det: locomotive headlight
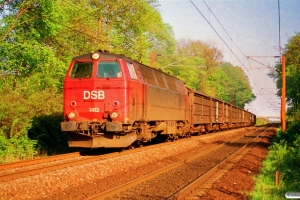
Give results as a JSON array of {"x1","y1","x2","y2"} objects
[
  {"x1": 113, "y1": 101, "x2": 119, "y2": 107},
  {"x1": 91, "y1": 52, "x2": 100, "y2": 60},
  {"x1": 68, "y1": 112, "x2": 76, "y2": 119},
  {"x1": 110, "y1": 111, "x2": 118, "y2": 119},
  {"x1": 70, "y1": 101, "x2": 76, "y2": 107}
]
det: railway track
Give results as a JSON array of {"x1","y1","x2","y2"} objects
[
  {"x1": 170, "y1": 124, "x2": 275, "y2": 200},
  {"x1": 85, "y1": 125, "x2": 273, "y2": 200},
  {"x1": 0, "y1": 152, "x2": 81, "y2": 171},
  {"x1": 1, "y1": 127, "x2": 265, "y2": 200},
  {"x1": 0, "y1": 129, "x2": 238, "y2": 183}
]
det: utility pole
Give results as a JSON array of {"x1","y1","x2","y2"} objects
[
  {"x1": 281, "y1": 54, "x2": 286, "y2": 132},
  {"x1": 151, "y1": 53, "x2": 155, "y2": 68}
]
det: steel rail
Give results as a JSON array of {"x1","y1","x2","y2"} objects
[
  {"x1": 169, "y1": 124, "x2": 275, "y2": 200},
  {"x1": 0, "y1": 130, "x2": 217, "y2": 182},
  {"x1": 84, "y1": 132, "x2": 250, "y2": 200},
  {"x1": 0, "y1": 152, "x2": 81, "y2": 171},
  {"x1": 0, "y1": 127, "x2": 252, "y2": 183}
]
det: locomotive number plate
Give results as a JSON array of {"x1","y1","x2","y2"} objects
[{"x1": 89, "y1": 108, "x2": 100, "y2": 112}]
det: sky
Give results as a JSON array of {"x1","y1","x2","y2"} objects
[{"x1": 157, "y1": 0, "x2": 300, "y2": 117}]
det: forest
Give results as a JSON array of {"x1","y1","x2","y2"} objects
[{"x1": 0, "y1": 0, "x2": 295, "y2": 163}]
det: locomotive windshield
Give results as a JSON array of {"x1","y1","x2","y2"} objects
[
  {"x1": 69, "y1": 61, "x2": 93, "y2": 78},
  {"x1": 97, "y1": 61, "x2": 122, "y2": 78}
]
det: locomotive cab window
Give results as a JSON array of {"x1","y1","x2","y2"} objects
[
  {"x1": 97, "y1": 62, "x2": 122, "y2": 78},
  {"x1": 69, "y1": 61, "x2": 93, "y2": 78}
]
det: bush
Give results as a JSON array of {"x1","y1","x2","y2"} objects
[
  {"x1": 0, "y1": 85, "x2": 68, "y2": 163},
  {"x1": 250, "y1": 122, "x2": 300, "y2": 199},
  {"x1": 28, "y1": 113, "x2": 69, "y2": 155},
  {"x1": 0, "y1": 128, "x2": 37, "y2": 164}
]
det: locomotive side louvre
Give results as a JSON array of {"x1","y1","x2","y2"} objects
[{"x1": 137, "y1": 64, "x2": 189, "y2": 135}]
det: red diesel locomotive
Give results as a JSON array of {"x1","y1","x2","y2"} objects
[{"x1": 61, "y1": 50, "x2": 256, "y2": 148}]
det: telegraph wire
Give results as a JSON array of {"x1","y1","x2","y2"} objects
[
  {"x1": 201, "y1": 0, "x2": 265, "y2": 98},
  {"x1": 278, "y1": 0, "x2": 282, "y2": 58},
  {"x1": 190, "y1": 0, "x2": 246, "y2": 71},
  {"x1": 190, "y1": 0, "x2": 275, "y2": 113},
  {"x1": 190, "y1": 1, "x2": 259, "y2": 88},
  {"x1": 202, "y1": 0, "x2": 246, "y2": 58}
]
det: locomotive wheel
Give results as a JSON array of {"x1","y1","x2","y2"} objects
[
  {"x1": 136, "y1": 141, "x2": 143, "y2": 148},
  {"x1": 127, "y1": 144, "x2": 135, "y2": 150},
  {"x1": 166, "y1": 134, "x2": 174, "y2": 142}
]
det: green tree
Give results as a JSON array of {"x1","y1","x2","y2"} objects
[
  {"x1": 48, "y1": 0, "x2": 175, "y2": 64},
  {"x1": 219, "y1": 62, "x2": 255, "y2": 107},
  {"x1": 156, "y1": 39, "x2": 255, "y2": 108},
  {"x1": 269, "y1": 32, "x2": 300, "y2": 120},
  {"x1": 0, "y1": 0, "x2": 64, "y2": 90}
]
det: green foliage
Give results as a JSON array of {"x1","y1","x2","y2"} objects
[
  {"x1": 256, "y1": 118, "x2": 270, "y2": 126},
  {"x1": 159, "y1": 39, "x2": 255, "y2": 108},
  {"x1": 250, "y1": 122, "x2": 300, "y2": 199},
  {"x1": 0, "y1": 42, "x2": 66, "y2": 91},
  {"x1": 269, "y1": 32, "x2": 300, "y2": 120},
  {"x1": 1, "y1": 0, "x2": 59, "y2": 40},
  {"x1": 0, "y1": 124, "x2": 37, "y2": 164},
  {"x1": 28, "y1": 113, "x2": 69, "y2": 155},
  {"x1": 49, "y1": 0, "x2": 175, "y2": 63},
  {"x1": 219, "y1": 62, "x2": 255, "y2": 108},
  {"x1": 0, "y1": 85, "x2": 65, "y2": 163}
]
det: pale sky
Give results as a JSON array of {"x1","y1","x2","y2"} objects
[{"x1": 158, "y1": 0, "x2": 300, "y2": 117}]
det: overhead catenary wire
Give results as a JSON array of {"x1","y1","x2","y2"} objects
[
  {"x1": 189, "y1": 0, "x2": 246, "y2": 70},
  {"x1": 190, "y1": 0, "x2": 280, "y2": 114},
  {"x1": 190, "y1": 1, "x2": 262, "y2": 90},
  {"x1": 278, "y1": 0, "x2": 282, "y2": 59},
  {"x1": 202, "y1": 0, "x2": 267, "y2": 97},
  {"x1": 202, "y1": 0, "x2": 247, "y2": 58}
]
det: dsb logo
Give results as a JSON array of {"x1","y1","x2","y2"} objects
[{"x1": 84, "y1": 90, "x2": 105, "y2": 100}]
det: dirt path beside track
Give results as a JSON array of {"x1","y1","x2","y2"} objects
[{"x1": 199, "y1": 129, "x2": 275, "y2": 200}]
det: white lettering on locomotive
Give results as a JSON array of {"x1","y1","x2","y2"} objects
[
  {"x1": 84, "y1": 90, "x2": 105, "y2": 100},
  {"x1": 89, "y1": 108, "x2": 100, "y2": 112}
]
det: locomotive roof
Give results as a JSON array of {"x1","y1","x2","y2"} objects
[
  {"x1": 73, "y1": 51, "x2": 184, "y2": 81},
  {"x1": 73, "y1": 51, "x2": 129, "y2": 61}
]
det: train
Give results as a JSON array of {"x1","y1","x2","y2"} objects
[{"x1": 61, "y1": 50, "x2": 256, "y2": 148}]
